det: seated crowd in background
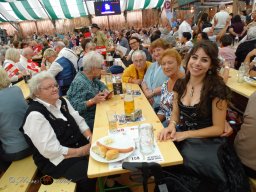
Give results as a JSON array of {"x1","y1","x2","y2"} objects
[{"x1": 1, "y1": 10, "x2": 256, "y2": 191}]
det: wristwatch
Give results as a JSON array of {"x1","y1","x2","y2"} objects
[{"x1": 86, "y1": 136, "x2": 91, "y2": 142}]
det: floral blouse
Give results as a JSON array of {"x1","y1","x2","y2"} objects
[{"x1": 157, "y1": 80, "x2": 174, "y2": 121}]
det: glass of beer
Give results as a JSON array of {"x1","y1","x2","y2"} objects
[
  {"x1": 105, "y1": 74, "x2": 113, "y2": 91},
  {"x1": 106, "y1": 111, "x2": 118, "y2": 133},
  {"x1": 124, "y1": 94, "x2": 135, "y2": 116}
]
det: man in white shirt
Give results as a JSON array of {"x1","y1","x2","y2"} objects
[
  {"x1": 18, "y1": 47, "x2": 40, "y2": 74},
  {"x1": 54, "y1": 41, "x2": 79, "y2": 72},
  {"x1": 213, "y1": 4, "x2": 230, "y2": 35},
  {"x1": 178, "y1": 14, "x2": 193, "y2": 40},
  {"x1": 43, "y1": 48, "x2": 76, "y2": 96}
]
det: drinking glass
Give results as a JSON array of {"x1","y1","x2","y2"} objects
[
  {"x1": 105, "y1": 74, "x2": 113, "y2": 91},
  {"x1": 138, "y1": 123, "x2": 154, "y2": 155},
  {"x1": 124, "y1": 94, "x2": 135, "y2": 116},
  {"x1": 126, "y1": 83, "x2": 133, "y2": 95},
  {"x1": 106, "y1": 111, "x2": 118, "y2": 133}
]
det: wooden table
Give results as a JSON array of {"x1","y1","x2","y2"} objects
[
  {"x1": 88, "y1": 84, "x2": 183, "y2": 191},
  {"x1": 226, "y1": 68, "x2": 256, "y2": 98},
  {"x1": 15, "y1": 80, "x2": 30, "y2": 99}
]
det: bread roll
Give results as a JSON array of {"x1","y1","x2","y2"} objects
[
  {"x1": 92, "y1": 145, "x2": 108, "y2": 158},
  {"x1": 105, "y1": 149, "x2": 119, "y2": 160}
]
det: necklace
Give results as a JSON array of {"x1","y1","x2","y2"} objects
[{"x1": 190, "y1": 86, "x2": 194, "y2": 97}]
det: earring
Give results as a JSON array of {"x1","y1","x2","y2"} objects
[{"x1": 208, "y1": 70, "x2": 212, "y2": 75}]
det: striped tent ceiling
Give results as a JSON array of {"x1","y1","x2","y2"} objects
[{"x1": 0, "y1": 0, "x2": 164, "y2": 22}]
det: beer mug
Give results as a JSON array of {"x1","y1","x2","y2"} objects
[
  {"x1": 106, "y1": 111, "x2": 118, "y2": 133},
  {"x1": 124, "y1": 93, "x2": 135, "y2": 116},
  {"x1": 105, "y1": 74, "x2": 113, "y2": 91},
  {"x1": 138, "y1": 123, "x2": 154, "y2": 155}
]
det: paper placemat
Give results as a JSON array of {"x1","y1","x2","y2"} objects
[{"x1": 108, "y1": 126, "x2": 164, "y2": 170}]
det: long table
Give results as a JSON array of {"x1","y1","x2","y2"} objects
[
  {"x1": 15, "y1": 80, "x2": 30, "y2": 99},
  {"x1": 226, "y1": 68, "x2": 256, "y2": 98},
  {"x1": 88, "y1": 84, "x2": 183, "y2": 191}
]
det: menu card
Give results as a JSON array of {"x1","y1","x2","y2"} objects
[{"x1": 108, "y1": 126, "x2": 164, "y2": 170}]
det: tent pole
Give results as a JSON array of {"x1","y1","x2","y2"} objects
[
  {"x1": 37, "y1": 0, "x2": 56, "y2": 28},
  {"x1": 84, "y1": 1, "x2": 92, "y2": 24},
  {"x1": 0, "y1": 13, "x2": 19, "y2": 32},
  {"x1": 107, "y1": 15, "x2": 110, "y2": 29}
]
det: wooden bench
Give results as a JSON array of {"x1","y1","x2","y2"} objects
[
  {"x1": 0, "y1": 156, "x2": 76, "y2": 192},
  {"x1": 250, "y1": 177, "x2": 256, "y2": 192},
  {"x1": 0, "y1": 156, "x2": 37, "y2": 192},
  {"x1": 38, "y1": 178, "x2": 76, "y2": 192}
]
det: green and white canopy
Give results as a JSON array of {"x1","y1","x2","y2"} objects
[{"x1": 0, "y1": 0, "x2": 164, "y2": 22}]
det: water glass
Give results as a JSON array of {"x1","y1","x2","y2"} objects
[
  {"x1": 138, "y1": 123, "x2": 154, "y2": 155},
  {"x1": 126, "y1": 83, "x2": 132, "y2": 95}
]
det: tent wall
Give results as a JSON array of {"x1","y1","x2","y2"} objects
[{"x1": 0, "y1": 9, "x2": 168, "y2": 37}]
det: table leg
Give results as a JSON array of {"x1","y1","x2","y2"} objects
[{"x1": 98, "y1": 177, "x2": 105, "y2": 192}]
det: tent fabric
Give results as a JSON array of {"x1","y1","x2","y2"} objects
[{"x1": 0, "y1": 0, "x2": 165, "y2": 22}]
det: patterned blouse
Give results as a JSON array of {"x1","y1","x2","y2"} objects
[
  {"x1": 67, "y1": 72, "x2": 107, "y2": 126},
  {"x1": 157, "y1": 80, "x2": 174, "y2": 122}
]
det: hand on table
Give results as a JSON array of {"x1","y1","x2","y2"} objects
[
  {"x1": 93, "y1": 92, "x2": 107, "y2": 104},
  {"x1": 158, "y1": 124, "x2": 176, "y2": 141},
  {"x1": 171, "y1": 131, "x2": 189, "y2": 142},
  {"x1": 79, "y1": 143, "x2": 91, "y2": 156}
]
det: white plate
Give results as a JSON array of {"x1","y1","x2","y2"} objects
[
  {"x1": 90, "y1": 134, "x2": 135, "y2": 163},
  {"x1": 244, "y1": 76, "x2": 256, "y2": 87}
]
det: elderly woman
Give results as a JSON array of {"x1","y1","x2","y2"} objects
[
  {"x1": 157, "y1": 49, "x2": 184, "y2": 127},
  {"x1": 21, "y1": 71, "x2": 95, "y2": 192},
  {"x1": 3, "y1": 48, "x2": 24, "y2": 83},
  {"x1": 0, "y1": 68, "x2": 31, "y2": 171},
  {"x1": 122, "y1": 50, "x2": 151, "y2": 85},
  {"x1": 67, "y1": 51, "x2": 110, "y2": 130},
  {"x1": 141, "y1": 38, "x2": 170, "y2": 112}
]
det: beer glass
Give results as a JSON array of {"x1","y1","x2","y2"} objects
[
  {"x1": 138, "y1": 123, "x2": 154, "y2": 155},
  {"x1": 106, "y1": 111, "x2": 118, "y2": 132},
  {"x1": 124, "y1": 94, "x2": 135, "y2": 116},
  {"x1": 105, "y1": 74, "x2": 113, "y2": 91}
]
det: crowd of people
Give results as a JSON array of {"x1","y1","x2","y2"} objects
[{"x1": 0, "y1": 4, "x2": 256, "y2": 192}]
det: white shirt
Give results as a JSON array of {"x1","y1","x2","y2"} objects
[
  {"x1": 178, "y1": 20, "x2": 192, "y2": 40},
  {"x1": 213, "y1": 10, "x2": 229, "y2": 29},
  {"x1": 23, "y1": 98, "x2": 89, "y2": 166},
  {"x1": 58, "y1": 47, "x2": 78, "y2": 72},
  {"x1": 47, "y1": 47, "x2": 78, "y2": 77},
  {"x1": 17, "y1": 55, "x2": 28, "y2": 72},
  {"x1": 17, "y1": 55, "x2": 41, "y2": 75},
  {"x1": 185, "y1": 41, "x2": 194, "y2": 49}
]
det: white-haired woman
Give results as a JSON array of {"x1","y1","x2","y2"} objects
[
  {"x1": 0, "y1": 67, "x2": 31, "y2": 171},
  {"x1": 122, "y1": 50, "x2": 151, "y2": 85},
  {"x1": 3, "y1": 48, "x2": 24, "y2": 83},
  {"x1": 67, "y1": 51, "x2": 111, "y2": 130},
  {"x1": 21, "y1": 71, "x2": 95, "y2": 192}
]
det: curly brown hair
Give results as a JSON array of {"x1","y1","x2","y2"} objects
[{"x1": 174, "y1": 41, "x2": 232, "y2": 117}]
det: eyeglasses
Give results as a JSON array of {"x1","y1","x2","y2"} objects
[
  {"x1": 40, "y1": 84, "x2": 59, "y2": 91},
  {"x1": 133, "y1": 59, "x2": 145, "y2": 63},
  {"x1": 129, "y1": 41, "x2": 138, "y2": 46}
]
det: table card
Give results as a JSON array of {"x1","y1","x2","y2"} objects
[
  {"x1": 108, "y1": 126, "x2": 164, "y2": 170},
  {"x1": 116, "y1": 114, "x2": 145, "y2": 125}
]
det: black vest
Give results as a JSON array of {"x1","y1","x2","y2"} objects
[{"x1": 20, "y1": 98, "x2": 88, "y2": 171}]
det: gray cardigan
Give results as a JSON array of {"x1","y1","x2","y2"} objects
[{"x1": 0, "y1": 86, "x2": 29, "y2": 154}]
